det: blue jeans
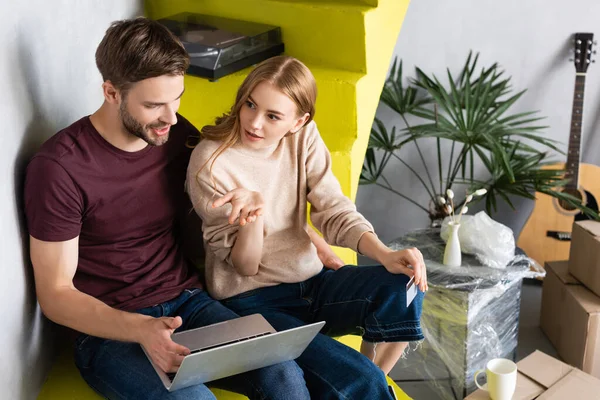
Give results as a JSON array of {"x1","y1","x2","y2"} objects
[
  {"x1": 74, "y1": 289, "x2": 310, "y2": 400},
  {"x1": 222, "y1": 265, "x2": 425, "y2": 400}
]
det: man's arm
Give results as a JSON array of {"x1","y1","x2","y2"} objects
[
  {"x1": 30, "y1": 236, "x2": 190, "y2": 372},
  {"x1": 31, "y1": 236, "x2": 148, "y2": 341}
]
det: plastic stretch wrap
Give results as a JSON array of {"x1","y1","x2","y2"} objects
[
  {"x1": 388, "y1": 229, "x2": 543, "y2": 399},
  {"x1": 440, "y1": 212, "x2": 517, "y2": 269}
]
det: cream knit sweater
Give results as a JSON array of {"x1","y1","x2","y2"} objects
[{"x1": 186, "y1": 121, "x2": 374, "y2": 300}]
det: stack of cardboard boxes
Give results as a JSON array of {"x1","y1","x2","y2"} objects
[
  {"x1": 466, "y1": 220, "x2": 600, "y2": 399},
  {"x1": 465, "y1": 350, "x2": 600, "y2": 399},
  {"x1": 540, "y1": 220, "x2": 600, "y2": 378}
]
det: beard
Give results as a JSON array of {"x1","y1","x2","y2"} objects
[{"x1": 119, "y1": 100, "x2": 170, "y2": 147}]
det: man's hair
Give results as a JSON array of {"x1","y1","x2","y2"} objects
[{"x1": 95, "y1": 17, "x2": 190, "y2": 92}]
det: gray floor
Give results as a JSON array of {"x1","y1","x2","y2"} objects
[{"x1": 391, "y1": 279, "x2": 558, "y2": 400}]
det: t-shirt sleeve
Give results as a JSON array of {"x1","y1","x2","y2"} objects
[
  {"x1": 304, "y1": 123, "x2": 375, "y2": 252},
  {"x1": 24, "y1": 156, "x2": 83, "y2": 241},
  {"x1": 186, "y1": 146, "x2": 238, "y2": 267}
]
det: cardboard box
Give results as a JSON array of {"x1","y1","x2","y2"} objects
[
  {"x1": 540, "y1": 261, "x2": 600, "y2": 378},
  {"x1": 465, "y1": 350, "x2": 600, "y2": 399},
  {"x1": 540, "y1": 261, "x2": 580, "y2": 350},
  {"x1": 569, "y1": 220, "x2": 600, "y2": 298}
]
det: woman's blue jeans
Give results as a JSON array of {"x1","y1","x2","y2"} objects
[{"x1": 221, "y1": 265, "x2": 425, "y2": 399}]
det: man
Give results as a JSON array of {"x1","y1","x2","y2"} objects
[{"x1": 24, "y1": 17, "x2": 331, "y2": 400}]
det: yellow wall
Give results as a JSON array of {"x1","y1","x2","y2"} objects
[{"x1": 145, "y1": 0, "x2": 410, "y2": 264}]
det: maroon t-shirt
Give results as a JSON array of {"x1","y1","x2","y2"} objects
[{"x1": 24, "y1": 115, "x2": 202, "y2": 311}]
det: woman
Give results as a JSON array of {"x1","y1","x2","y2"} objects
[{"x1": 187, "y1": 56, "x2": 427, "y2": 399}]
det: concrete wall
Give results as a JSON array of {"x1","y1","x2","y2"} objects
[{"x1": 0, "y1": 1, "x2": 141, "y2": 398}]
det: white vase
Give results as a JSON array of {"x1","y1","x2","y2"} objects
[{"x1": 443, "y1": 221, "x2": 462, "y2": 267}]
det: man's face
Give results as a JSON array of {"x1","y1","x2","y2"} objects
[{"x1": 118, "y1": 74, "x2": 185, "y2": 146}]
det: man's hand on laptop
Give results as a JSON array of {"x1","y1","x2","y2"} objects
[{"x1": 138, "y1": 316, "x2": 191, "y2": 373}]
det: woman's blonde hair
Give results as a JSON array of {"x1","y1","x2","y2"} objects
[{"x1": 197, "y1": 56, "x2": 317, "y2": 182}]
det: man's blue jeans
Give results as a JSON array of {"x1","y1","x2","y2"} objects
[
  {"x1": 222, "y1": 265, "x2": 425, "y2": 400},
  {"x1": 73, "y1": 289, "x2": 310, "y2": 400}
]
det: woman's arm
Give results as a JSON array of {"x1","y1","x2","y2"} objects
[
  {"x1": 303, "y1": 123, "x2": 427, "y2": 291},
  {"x1": 230, "y1": 215, "x2": 264, "y2": 275},
  {"x1": 358, "y1": 232, "x2": 428, "y2": 292},
  {"x1": 186, "y1": 148, "x2": 262, "y2": 274},
  {"x1": 212, "y1": 188, "x2": 265, "y2": 276},
  {"x1": 306, "y1": 226, "x2": 345, "y2": 270},
  {"x1": 304, "y1": 124, "x2": 375, "y2": 252}
]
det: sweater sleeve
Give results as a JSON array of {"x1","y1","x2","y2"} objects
[
  {"x1": 304, "y1": 123, "x2": 375, "y2": 252},
  {"x1": 186, "y1": 146, "x2": 238, "y2": 267}
]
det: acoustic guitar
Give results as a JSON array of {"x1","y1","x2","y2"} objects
[{"x1": 518, "y1": 32, "x2": 600, "y2": 267}]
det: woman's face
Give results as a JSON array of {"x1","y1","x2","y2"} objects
[{"x1": 238, "y1": 81, "x2": 309, "y2": 149}]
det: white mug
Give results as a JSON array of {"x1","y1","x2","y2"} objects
[{"x1": 474, "y1": 358, "x2": 517, "y2": 400}]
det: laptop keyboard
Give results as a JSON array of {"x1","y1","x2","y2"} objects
[{"x1": 191, "y1": 331, "x2": 272, "y2": 354}]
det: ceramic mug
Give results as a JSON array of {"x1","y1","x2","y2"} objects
[{"x1": 474, "y1": 358, "x2": 517, "y2": 400}]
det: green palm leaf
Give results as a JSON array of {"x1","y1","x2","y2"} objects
[{"x1": 360, "y1": 51, "x2": 597, "y2": 221}]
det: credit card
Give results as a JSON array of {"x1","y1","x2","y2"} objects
[{"x1": 406, "y1": 276, "x2": 418, "y2": 307}]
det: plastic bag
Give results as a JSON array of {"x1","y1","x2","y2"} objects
[{"x1": 440, "y1": 211, "x2": 515, "y2": 269}]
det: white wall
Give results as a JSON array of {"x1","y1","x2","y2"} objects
[
  {"x1": 357, "y1": 0, "x2": 600, "y2": 244},
  {"x1": 0, "y1": 1, "x2": 141, "y2": 398}
]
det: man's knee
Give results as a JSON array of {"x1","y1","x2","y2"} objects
[
  {"x1": 344, "y1": 357, "x2": 392, "y2": 399},
  {"x1": 167, "y1": 384, "x2": 217, "y2": 400},
  {"x1": 312, "y1": 354, "x2": 391, "y2": 400},
  {"x1": 255, "y1": 361, "x2": 309, "y2": 400}
]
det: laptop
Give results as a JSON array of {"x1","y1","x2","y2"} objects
[{"x1": 142, "y1": 314, "x2": 325, "y2": 392}]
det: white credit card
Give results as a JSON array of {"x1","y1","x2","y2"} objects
[{"x1": 406, "y1": 276, "x2": 418, "y2": 307}]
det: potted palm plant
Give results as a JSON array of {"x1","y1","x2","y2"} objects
[{"x1": 360, "y1": 52, "x2": 599, "y2": 225}]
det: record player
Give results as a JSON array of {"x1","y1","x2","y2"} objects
[{"x1": 157, "y1": 13, "x2": 285, "y2": 80}]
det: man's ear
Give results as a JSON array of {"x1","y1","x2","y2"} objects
[
  {"x1": 291, "y1": 112, "x2": 311, "y2": 133},
  {"x1": 102, "y1": 81, "x2": 121, "y2": 105}
]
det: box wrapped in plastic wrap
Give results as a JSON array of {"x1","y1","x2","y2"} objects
[{"x1": 388, "y1": 229, "x2": 544, "y2": 399}]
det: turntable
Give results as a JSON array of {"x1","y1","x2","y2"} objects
[{"x1": 157, "y1": 13, "x2": 285, "y2": 80}]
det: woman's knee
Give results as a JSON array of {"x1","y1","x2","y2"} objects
[
  {"x1": 373, "y1": 269, "x2": 423, "y2": 305},
  {"x1": 362, "y1": 270, "x2": 425, "y2": 342}
]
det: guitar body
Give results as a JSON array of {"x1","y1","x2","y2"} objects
[{"x1": 518, "y1": 162, "x2": 600, "y2": 266}]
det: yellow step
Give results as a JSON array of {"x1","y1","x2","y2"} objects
[{"x1": 145, "y1": 0, "x2": 373, "y2": 73}]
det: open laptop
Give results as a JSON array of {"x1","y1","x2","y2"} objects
[{"x1": 143, "y1": 314, "x2": 325, "y2": 392}]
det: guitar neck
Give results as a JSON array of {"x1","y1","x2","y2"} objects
[{"x1": 565, "y1": 74, "x2": 586, "y2": 189}]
